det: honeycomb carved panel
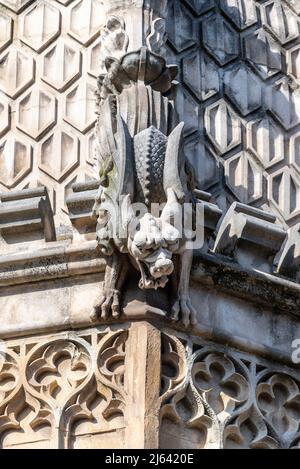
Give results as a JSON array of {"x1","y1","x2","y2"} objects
[
  {"x1": 0, "y1": 0, "x2": 33, "y2": 13},
  {"x1": 68, "y1": 0, "x2": 106, "y2": 46},
  {"x1": 224, "y1": 151, "x2": 263, "y2": 204},
  {"x1": 0, "y1": 46, "x2": 35, "y2": 99},
  {"x1": 269, "y1": 168, "x2": 300, "y2": 221},
  {"x1": 38, "y1": 128, "x2": 79, "y2": 182},
  {"x1": 220, "y1": 0, "x2": 257, "y2": 30},
  {"x1": 17, "y1": 88, "x2": 57, "y2": 140},
  {"x1": 42, "y1": 39, "x2": 81, "y2": 92},
  {"x1": 0, "y1": 0, "x2": 105, "y2": 224},
  {"x1": 247, "y1": 117, "x2": 284, "y2": 169},
  {"x1": 205, "y1": 100, "x2": 241, "y2": 154},
  {"x1": 245, "y1": 29, "x2": 282, "y2": 80},
  {"x1": 183, "y1": 50, "x2": 219, "y2": 101},
  {"x1": 262, "y1": 0, "x2": 299, "y2": 45},
  {"x1": 20, "y1": 1, "x2": 61, "y2": 53},
  {"x1": 202, "y1": 14, "x2": 240, "y2": 66},
  {"x1": 166, "y1": 0, "x2": 300, "y2": 227},
  {"x1": 0, "y1": 0, "x2": 300, "y2": 228}
]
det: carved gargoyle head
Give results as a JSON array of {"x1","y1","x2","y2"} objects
[{"x1": 121, "y1": 193, "x2": 182, "y2": 289}]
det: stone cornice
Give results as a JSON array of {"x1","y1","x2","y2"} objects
[
  {"x1": 0, "y1": 239, "x2": 300, "y2": 318},
  {"x1": 0, "y1": 240, "x2": 105, "y2": 287}
]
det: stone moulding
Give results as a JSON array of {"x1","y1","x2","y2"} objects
[
  {"x1": 0, "y1": 240, "x2": 105, "y2": 287},
  {"x1": 0, "y1": 187, "x2": 56, "y2": 242}
]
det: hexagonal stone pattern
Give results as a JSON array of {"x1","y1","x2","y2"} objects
[
  {"x1": 224, "y1": 65, "x2": 262, "y2": 116},
  {"x1": 245, "y1": 29, "x2": 282, "y2": 80},
  {"x1": 175, "y1": 88, "x2": 199, "y2": 137},
  {"x1": 0, "y1": 0, "x2": 101, "y2": 218},
  {"x1": 0, "y1": 13, "x2": 13, "y2": 54},
  {"x1": 185, "y1": 137, "x2": 219, "y2": 191},
  {"x1": 220, "y1": 0, "x2": 257, "y2": 30},
  {"x1": 270, "y1": 79, "x2": 300, "y2": 130},
  {"x1": 20, "y1": 1, "x2": 61, "y2": 52},
  {"x1": 205, "y1": 100, "x2": 241, "y2": 154},
  {"x1": 184, "y1": 0, "x2": 214, "y2": 16},
  {"x1": 0, "y1": 133, "x2": 32, "y2": 188},
  {"x1": 183, "y1": 50, "x2": 219, "y2": 101},
  {"x1": 202, "y1": 15, "x2": 239, "y2": 66},
  {"x1": 287, "y1": 46, "x2": 300, "y2": 82},
  {"x1": 0, "y1": 0, "x2": 300, "y2": 227},
  {"x1": 247, "y1": 117, "x2": 284, "y2": 169},
  {"x1": 0, "y1": 46, "x2": 34, "y2": 99},
  {"x1": 42, "y1": 39, "x2": 81, "y2": 91},
  {"x1": 262, "y1": 0, "x2": 299, "y2": 45},
  {"x1": 166, "y1": 0, "x2": 300, "y2": 226},
  {"x1": 269, "y1": 168, "x2": 300, "y2": 221},
  {"x1": 166, "y1": 0, "x2": 196, "y2": 53},
  {"x1": 64, "y1": 81, "x2": 96, "y2": 133},
  {"x1": 68, "y1": 0, "x2": 106, "y2": 46},
  {"x1": 224, "y1": 151, "x2": 263, "y2": 204},
  {"x1": 39, "y1": 129, "x2": 79, "y2": 182},
  {"x1": 0, "y1": 101, "x2": 10, "y2": 137},
  {"x1": 0, "y1": 0, "x2": 32, "y2": 13},
  {"x1": 17, "y1": 88, "x2": 57, "y2": 140},
  {"x1": 290, "y1": 132, "x2": 300, "y2": 175}
]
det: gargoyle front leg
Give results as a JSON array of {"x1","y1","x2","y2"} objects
[
  {"x1": 170, "y1": 249, "x2": 197, "y2": 328},
  {"x1": 90, "y1": 252, "x2": 128, "y2": 321}
]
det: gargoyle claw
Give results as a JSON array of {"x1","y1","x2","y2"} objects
[
  {"x1": 90, "y1": 290, "x2": 121, "y2": 321},
  {"x1": 171, "y1": 296, "x2": 197, "y2": 328}
]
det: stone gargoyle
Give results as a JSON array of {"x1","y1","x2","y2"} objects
[{"x1": 91, "y1": 47, "x2": 198, "y2": 327}]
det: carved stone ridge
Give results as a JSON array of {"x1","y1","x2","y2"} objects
[
  {"x1": 0, "y1": 187, "x2": 56, "y2": 242},
  {"x1": 66, "y1": 181, "x2": 99, "y2": 229}
]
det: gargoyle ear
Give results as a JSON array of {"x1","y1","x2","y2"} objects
[{"x1": 163, "y1": 122, "x2": 186, "y2": 203}]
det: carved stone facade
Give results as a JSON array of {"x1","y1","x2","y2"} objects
[
  {"x1": 166, "y1": 0, "x2": 300, "y2": 228},
  {"x1": 0, "y1": 0, "x2": 300, "y2": 450}
]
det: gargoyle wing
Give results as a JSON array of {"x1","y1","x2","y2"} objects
[{"x1": 105, "y1": 116, "x2": 134, "y2": 203}]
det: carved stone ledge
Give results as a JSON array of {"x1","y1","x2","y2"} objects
[
  {"x1": 0, "y1": 187, "x2": 56, "y2": 243},
  {"x1": 213, "y1": 202, "x2": 285, "y2": 258},
  {"x1": 66, "y1": 181, "x2": 98, "y2": 230}
]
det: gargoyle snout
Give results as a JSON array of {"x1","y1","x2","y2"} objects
[{"x1": 150, "y1": 258, "x2": 174, "y2": 279}]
